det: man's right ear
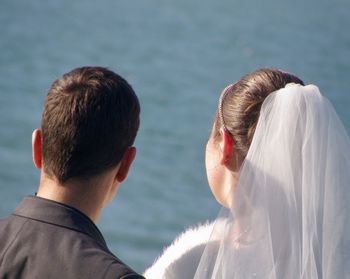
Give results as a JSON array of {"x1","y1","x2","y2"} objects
[
  {"x1": 115, "y1": 146, "x2": 137, "y2": 183},
  {"x1": 32, "y1": 129, "x2": 42, "y2": 169}
]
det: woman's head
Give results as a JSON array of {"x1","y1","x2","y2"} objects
[
  {"x1": 214, "y1": 68, "x2": 304, "y2": 162},
  {"x1": 206, "y1": 68, "x2": 304, "y2": 206}
]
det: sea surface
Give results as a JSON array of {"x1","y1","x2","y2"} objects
[{"x1": 1, "y1": 0, "x2": 349, "y2": 273}]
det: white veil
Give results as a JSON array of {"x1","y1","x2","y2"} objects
[{"x1": 194, "y1": 84, "x2": 350, "y2": 279}]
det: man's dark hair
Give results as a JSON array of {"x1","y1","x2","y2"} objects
[{"x1": 41, "y1": 66, "x2": 140, "y2": 183}]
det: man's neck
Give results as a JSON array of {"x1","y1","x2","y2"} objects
[{"x1": 36, "y1": 174, "x2": 109, "y2": 223}]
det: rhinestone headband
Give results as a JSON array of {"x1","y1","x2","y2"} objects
[{"x1": 218, "y1": 83, "x2": 235, "y2": 131}]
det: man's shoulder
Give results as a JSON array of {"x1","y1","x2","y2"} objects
[
  {"x1": 0, "y1": 214, "x2": 27, "y2": 252},
  {"x1": 33, "y1": 221, "x2": 143, "y2": 278},
  {"x1": 0, "y1": 212, "x2": 144, "y2": 279},
  {"x1": 70, "y1": 236, "x2": 144, "y2": 278}
]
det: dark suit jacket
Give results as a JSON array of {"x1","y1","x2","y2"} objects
[{"x1": 0, "y1": 196, "x2": 145, "y2": 279}]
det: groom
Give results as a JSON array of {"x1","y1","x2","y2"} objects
[{"x1": 0, "y1": 67, "x2": 145, "y2": 278}]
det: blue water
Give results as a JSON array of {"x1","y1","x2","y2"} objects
[{"x1": 1, "y1": 0, "x2": 350, "y2": 272}]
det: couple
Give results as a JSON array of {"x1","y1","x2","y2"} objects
[{"x1": 0, "y1": 67, "x2": 349, "y2": 278}]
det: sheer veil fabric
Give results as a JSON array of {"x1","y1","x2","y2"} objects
[{"x1": 194, "y1": 84, "x2": 350, "y2": 279}]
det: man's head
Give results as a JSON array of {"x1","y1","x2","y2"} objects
[{"x1": 37, "y1": 66, "x2": 140, "y2": 183}]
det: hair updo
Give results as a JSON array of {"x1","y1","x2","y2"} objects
[{"x1": 213, "y1": 68, "x2": 304, "y2": 162}]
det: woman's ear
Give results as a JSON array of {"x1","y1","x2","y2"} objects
[
  {"x1": 115, "y1": 146, "x2": 137, "y2": 183},
  {"x1": 220, "y1": 128, "x2": 234, "y2": 167},
  {"x1": 32, "y1": 129, "x2": 42, "y2": 169}
]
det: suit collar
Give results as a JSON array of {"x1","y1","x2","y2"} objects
[{"x1": 13, "y1": 196, "x2": 107, "y2": 248}]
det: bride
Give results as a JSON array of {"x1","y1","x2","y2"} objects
[{"x1": 144, "y1": 68, "x2": 350, "y2": 278}]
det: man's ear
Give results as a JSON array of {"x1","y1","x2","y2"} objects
[
  {"x1": 115, "y1": 147, "x2": 137, "y2": 183},
  {"x1": 32, "y1": 129, "x2": 42, "y2": 169},
  {"x1": 220, "y1": 128, "x2": 234, "y2": 166}
]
